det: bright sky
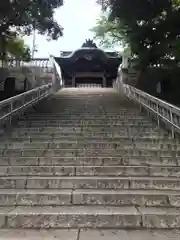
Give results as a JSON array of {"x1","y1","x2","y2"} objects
[{"x1": 23, "y1": 0, "x2": 101, "y2": 58}]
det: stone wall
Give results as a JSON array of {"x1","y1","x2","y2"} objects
[
  {"x1": 136, "y1": 67, "x2": 180, "y2": 105},
  {"x1": 0, "y1": 66, "x2": 53, "y2": 100},
  {"x1": 116, "y1": 65, "x2": 139, "y2": 87},
  {"x1": 116, "y1": 61, "x2": 180, "y2": 106}
]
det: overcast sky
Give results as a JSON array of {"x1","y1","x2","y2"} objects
[{"x1": 23, "y1": 0, "x2": 101, "y2": 58}]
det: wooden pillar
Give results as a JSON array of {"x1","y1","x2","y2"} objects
[
  {"x1": 72, "y1": 76, "x2": 75, "y2": 87},
  {"x1": 102, "y1": 76, "x2": 106, "y2": 88}
]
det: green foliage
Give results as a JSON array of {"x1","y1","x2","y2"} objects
[
  {"x1": 0, "y1": 32, "x2": 31, "y2": 61},
  {"x1": 97, "y1": 0, "x2": 180, "y2": 68},
  {"x1": 90, "y1": 13, "x2": 126, "y2": 49},
  {"x1": 6, "y1": 36, "x2": 31, "y2": 61},
  {"x1": 0, "y1": 0, "x2": 63, "y2": 40}
]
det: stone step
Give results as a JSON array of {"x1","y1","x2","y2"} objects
[
  {"x1": 16, "y1": 124, "x2": 155, "y2": 129},
  {"x1": 0, "y1": 165, "x2": 180, "y2": 177},
  {"x1": 7, "y1": 131, "x2": 169, "y2": 138},
  {"x1": 21, "y1": 116, "x2": 150, "y2": 121},
  {"x1": 31, "y1": 110, "x2": 141, "y2": 113},
  {"x1": 20, "y1": 116, "x2": 151, "y2": 121},
  {"x1": 0, "y1": 229, "x2": 179, "y2": 240},
  {"x1": 13, "y1": 125, "x2": 160, "y2": 130},
  {"x1": 1, "y1": 135, "x2": 175, "y2": 143},
  {"x1": 81, "y1": 229, "x2": 180, "y2": 240},
  {"x1": 18, "y1": 121, "x2": 153, "y2": 126},
  {"x1": 0, "y1": 229, "x2": 79, "y2": 240},
  {"x1": 0, "y1": 141, "x2": 179, "y2": 150},
  {"x1": 23, "y1": 111, "x2": 145, "y2": 115},
  {"x1": 25, "y1": 111, "x2": 142, "y2": 113},
  {"x1": 1, "y1": 148, "x2": 180, "y2": 157},
  {"x1": 22, "y1": 116, "x2": 148, "y2": 121},
  {"x1": 0, "y1": 176, "x2": 179, "y2": 190},
  {"x1": 0, "y1": 156, "x2": 178, "y2": 166},
  {"x1": 0, "y1": 228, "x2": 177, "y2": 240},
  {"x1": 9, "y1": 127, "x2": 167, "y2": 137},
  {"x1": 17, "y1": 120, "x2": 155, "y2": 128},
  {"x1": 121, "y1": 156, "x2": 179, "y2": 166},
  {"x1": 73, "y1": 189, "x2": 180, "y2": 207},
  {"x1": 0, "y1": 189, "x2": 180, "y2": 207},
  {"x1": 0, "y1": 206, "x2": 180, "y2": 228},
  {"x1": 0, "y1": 189, "x2": 71, "y2": 206},
  {"x1": 22, "y1": 112, "x2": 148, "y2": 116},
  {"x1": 23, "y1": 112, "x2": 144, "y2": 116}
]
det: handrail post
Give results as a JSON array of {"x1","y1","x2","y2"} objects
[
  {"x1": 9, "y1": 102, "x2": 13, "y2": 124},
  {"x1": 170, "y1": 107, "x2": 174, "y2": 138},
  {"x1": 156, "y1": 103, "x2": 159, "y2": 126}
]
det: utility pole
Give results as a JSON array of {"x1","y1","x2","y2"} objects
[{"x1": 31, "y1": 24, "x2": 36, "y2": 59}]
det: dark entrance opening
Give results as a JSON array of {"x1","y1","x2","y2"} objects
[
  {"x1": 106, "y1": 78, "x2": 114, "y2": 88},
  {"x1": 4, "y1": 77, "x2": 16, "y2": 98},
  {"x1": 75, "y1": 77, "x2": 103, "y2": 87}
]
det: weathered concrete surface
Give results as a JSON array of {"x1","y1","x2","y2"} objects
[
  {"x1": 0, "y1": 189, "x2": 180, "y2": 207},
  {"x1": 0, "y1": 229, "x2": 179, "y2": 240},
  {"x1": 0, "y1": 176, "x2": 180, "y2": 190},
  {"x1": 4, "y1": 206, "x2": 140, "y2": 228},
  {"x1": 0, "y1": 189, "x2": 72, "y2": 206},
  {"x1": 3, "y1": 164, "x2": 180, "y2": 177},
  {"x1": 0, "y1": 206, "x2": 178, "y2": 228},
  {"x1": 0, "y1": 229, "x2": 78, "y2": 239},
  {"x1": 79, "y1": 229, "x2": 180, "y2": 240}
]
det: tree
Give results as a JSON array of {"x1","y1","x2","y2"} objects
[
  {"x1": 0, "y1": 0, "x2": 64, "y2": 62},
  {"x1": 90, "y1": 13, "x2": 127, "y2": 49},
  {"x1": 5, "y1": 35, "x2": 31, "y2": 61},
  {"x1": 0, "y1": 0, "x2": 64, "y2": 40},
  {"x1": 0, "y1": 31, "x2": 31, "y2": 62},
  {"x1": 96, "y1": 0, "x2": 180, "y2": 68}
]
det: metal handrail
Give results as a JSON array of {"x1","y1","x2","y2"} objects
[
  {"x1": 114, "y1": 79, "x2": 180, "y2": 138},
  {"x1": 0, "y1": 83, "x2": 52, "y2": 125},
  {"x1": 126, "y1": 85, "x2": 179, "y2": 110},
  {"x1": 49, "y1": 55, "x2": 63, "y2": 89}
]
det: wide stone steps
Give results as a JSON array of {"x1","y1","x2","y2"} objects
[
  {"x1": 0, "y1": 139, "x2": 178, "y2": 150},
  {"x1": 0, "y1": 176, "x2": 180, "y2": 190},
  {"x1": 9, "y1": 132, "x2": 166, "y2": 140},
  {"x1": 0, "y1": 156, "x2": 178, "y2": 166},
  {"x1": 1, "y1": 141, "x2": 179, "y2": 150},
  {"x1": 10, "y1": 125, "x2": 162, "y2": 130},
  {"x1": 8, "y1": 128, "x2": 167, "y2": 138},
  {"x1": 17, "y1": 122, "x2": 154, "y2": 127},
  {"x1": 0, "y1": 206, "x2": 180, "y2": 228},
  {"x1": 16, "y1": 124, "x2": 156, "y2": 131},
  {"x1": 0, "y1": 189, "x2": 179, "y2": 207},
  {"x1": 0, "y1": 229, "x2": 179, "y2": 240},
  {"x1": 22, "y1": 112, "x2": 149, "y2": 116},
  {"x1": 20, "y1": 117, "x2": 152, "y2": 121},
  {"x1": 1, "y1": 148, "x2": 180, "y2": 157},
  {"x1": 21, "y1": 116, "x2": 151, "y2": 121},
  {"x1": 22, "y1": 114, "x2": 149, "y2": 119},
  {"x1": 0, "y1": 165, "x2": 179, "y2": 177},
  {"x1": 0, "y1": 135, "x2": 174, "y2": 142},
  {"x1": 0, "y1": 88, "x2": 180, "y2": 231}
]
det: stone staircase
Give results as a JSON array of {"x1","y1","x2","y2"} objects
[{"x1": 0, "y1": 88, "x2": 180, "y2": 238}]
